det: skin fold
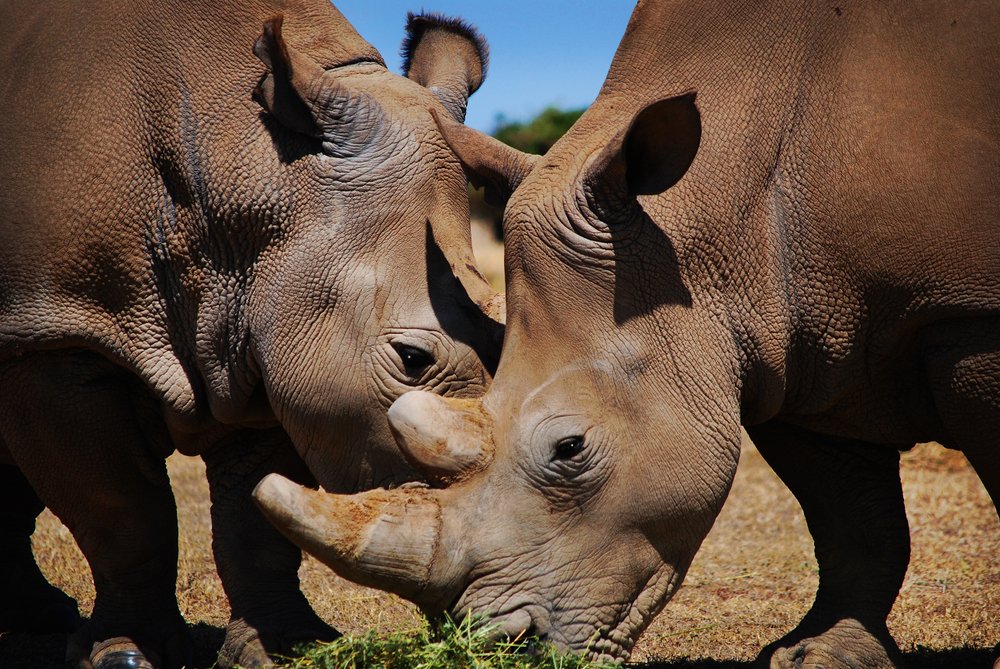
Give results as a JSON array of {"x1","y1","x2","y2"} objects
[
  {"x1": 256, "y1": 1, "x2": 999, "y2": 667},
  {"x1": 0, "y1": 1, "x2": 501, "y2": 667}
]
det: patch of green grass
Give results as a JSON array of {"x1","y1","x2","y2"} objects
[{"x1": 275, "y1": 616, "x2": 616, "y2": 669}]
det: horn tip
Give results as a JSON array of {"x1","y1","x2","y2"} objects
[{"x1": 253, "y1": 472, "x2": 299, "y2": 518}]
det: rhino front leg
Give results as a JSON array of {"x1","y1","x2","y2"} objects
[
  {"x1": 923, "y1": 320, "x2": 1000, "y2": 669},
  {"x1": 746, "y1": 422, "x2": 909, "y2": 669},
  {"x1": 0, "y1": 463, "x2": 81, "y2": 633},
  {"x1": 923, "y1": 319, "x2": 1000, "y2": 512},
  {"x1": 0, "y1": 352, "x2": 190, "y2": 669},
  {"x1": 203, "y1": 432, "x2": 337, "y2": 669}
]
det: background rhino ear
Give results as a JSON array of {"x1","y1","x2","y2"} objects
[
  {"x1": 253, "y1": 15, "x2": 324, "y2": 137},
  {"x1": 433, "y1": 109, "x2": 538, "y2": 207},
  {"x1": 586, "y1": 92, "x2": 701, "y2": 197},
  {"x1": 402, "y1": 12, "x2": 488, "y2": 122}
]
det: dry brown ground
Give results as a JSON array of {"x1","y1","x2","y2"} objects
[{"x1": 1, "y1": 439, "x2": 996, "y2": 668}]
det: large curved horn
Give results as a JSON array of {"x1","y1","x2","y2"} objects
[
  {"x1": 480, "y1": 292, "x2": 505, "y2": 324},
  {"x1": 253, "y1": 474, "x2": 458, "y2": 608},
  {"x1": 388, "y1": 393, "x2": 493, "y2": 485}
]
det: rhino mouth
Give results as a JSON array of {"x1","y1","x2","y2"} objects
[
  {"x1": 478, "y1": 607, "x2": 540, "y2": 644},
  {"x1": 452, "y1": 601, "x2": 628, "y2": 661},
  {"x1": 443, "y1": 577, "x2": 635, "y2": 660},
  {"x1": 500, "y1": 607, "x2": 631, "y2": 661}
]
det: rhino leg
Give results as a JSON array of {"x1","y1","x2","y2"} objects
[
  {"x1": 747, "y1": 422, "x2": 908, "y2": 669},
  {"x1": 0, "y1": 353, "x2": 190, "y2": 669},
  {"x1": 0, "y1": 463, "x2": 81, "y2": 633},
  {"x1": 923, "y1": 319, "x2": 1000, "y2": 511},
  {"x1": 923, "y1": 321, "x2": 1000, "y2": 669},
  {"x1": 203, "y1": 432, "x2": 337, "y2": 669}
]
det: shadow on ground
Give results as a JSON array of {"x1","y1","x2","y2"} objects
[
  {"x1": 631, "y1": 647, "x2": 996, "y2": 669},
  {"x1": 2, "y1": 623, "x2": 994, "y2": 669},
  {"x1": 0, "y1": 622, "x2": 225, "y2": 669}
]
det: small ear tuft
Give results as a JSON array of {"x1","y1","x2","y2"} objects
[
  {"x1": 402, "y1": 12, "x2": 489, "y2": 122},
  {"x1": 402, "y1": 12, "x2": 489, "y2": 85},
  {"x1": 252, "y1": 15, "x2": 323, "y2": 137}
]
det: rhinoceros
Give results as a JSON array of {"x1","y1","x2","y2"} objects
[
  {"x1": 0, "y1": 1, "x2": 501, "y2": 667},
  {"x1": 255, "y1": 0, "x2": 999, "y2": 666}
]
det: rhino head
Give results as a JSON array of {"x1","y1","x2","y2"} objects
[
  {"x1": 238, "y1": 13, "x2": 503, "y2": 491},
  {"x1": 253, "y1": 89, "x2": 747, "y2": 661}
]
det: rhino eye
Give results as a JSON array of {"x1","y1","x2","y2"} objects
[
  {"x1": 392, "y1": 343, "x2": 435, "y2": 375},
  {"x1": 553, "y1": 435, "x2": 586, "y2": 460}
]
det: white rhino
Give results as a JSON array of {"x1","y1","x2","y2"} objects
[{"x1": 0, "y1": 1, "x2": 501, "y2": 667}]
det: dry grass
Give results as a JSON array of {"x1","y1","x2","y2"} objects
[
  {"x1": 280, "y1": 615, "x2": 616, "y2": 669},
  {"x1": 1, "y1": 439, "x2": 996, "y2": 668}
]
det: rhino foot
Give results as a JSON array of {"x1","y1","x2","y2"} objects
[
  {"x1": 67, "y1": 619, "x2": 192, "y2": 669},
  {"x1": 761, "y1": 618, "x2": 901, "y2": 669},
  {"x1": 217, "y1": 613, "x2": 339, "y2": 668}
]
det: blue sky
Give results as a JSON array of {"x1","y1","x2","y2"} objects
[{"x1": 333, "y1": 1, "x2": 636, "y2": 132}]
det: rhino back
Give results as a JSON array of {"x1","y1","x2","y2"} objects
[
  {"x1": 0, "y1": 0, "x2": 378, "y2": 415},
  {"x1": 564, "y1": 0, "x2": 999, "y2": 436}
]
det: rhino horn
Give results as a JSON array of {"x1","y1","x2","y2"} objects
[
  {"x1": 432, "y1": 109, "x2": 539, "y2": 207},
  {"x1": 480, "y1": 292, "x2": 506, "y2": 324},
  {"x1": 253, "y1": 474, "x2": 453, "y2": 606},
  {"x1": 388, "y1": 392, "x2": 493, "y2": 484}
]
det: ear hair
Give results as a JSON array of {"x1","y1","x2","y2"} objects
[
  {"x1": 402, "y1": 12, "x2": 489, "y2": 122},
  {"x1": 402, "y1": 12, "x2": 489, "y2": 85}
]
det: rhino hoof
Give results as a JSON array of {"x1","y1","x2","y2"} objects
[
  {"x1": 217, "y1": 615, "x2": 340, "y2": 668},
  {"x1": 763, "y1": 619, "x2": 899, "y2": 669},
  {"x1": 91, "y1": 638, "x2": 154, "y2": 669},
  {"x1": 69, "y1": 622, "x2": 192, "y2": 669}
]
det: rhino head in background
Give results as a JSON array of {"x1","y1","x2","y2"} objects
[{"x1": 245, "y1": 13, "x2": 504, "y2": 492}]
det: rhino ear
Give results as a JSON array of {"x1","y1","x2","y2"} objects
[
  {"x1": 253, "y1": 15, "x2": 324, "y2": 137},
  {"x1": 402, "y1": 13, "x2": 488, "y2": 123},
  {"x1": 433, "y1": 108, "x2": 539, "y2": 207},
  {"x1": 586, "y1": 92, "x2": 701, "y2": 198}
]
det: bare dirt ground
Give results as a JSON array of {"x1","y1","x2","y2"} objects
[{"x1": 1, "y1": 438, "x2": 996, "y2": 668}]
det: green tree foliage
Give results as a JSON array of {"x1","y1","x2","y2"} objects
[
  {"x1": 492, "y1": 107, "x2": 585, "y2": 155},
  {"x1": 471, "y1": 106, "x2": 586, "y2": 237}
]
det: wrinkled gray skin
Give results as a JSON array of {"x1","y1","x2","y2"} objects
[
  {"x1": 0, "y1": 1, "x2": 501, "y2": 667},
  {"x1": 255, "y1": 1, "x2": 999, "y2": 667}
]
